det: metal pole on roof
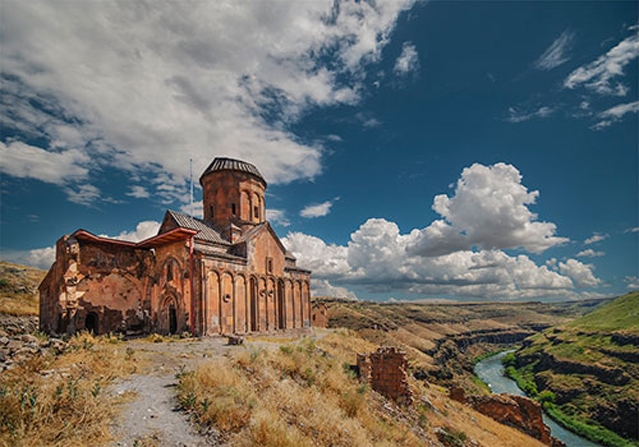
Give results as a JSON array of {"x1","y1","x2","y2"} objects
[{"x1": 189, "y1": 157, "x2": 194, "y2": 218}]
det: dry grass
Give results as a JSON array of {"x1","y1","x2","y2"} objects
[
  {"x1": 0, "y1": 261, "x2": 45, "y2": 316},
  {"x1": 177, "y1": 329, "x2": 546, "y2": 446},
  {"x1": 0, "y1": 332, "x2": 140, "y2": 447}
]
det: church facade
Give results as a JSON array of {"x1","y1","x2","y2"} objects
[{"x1": 38, "y1": 158, "x2": 312, "y2": 336}]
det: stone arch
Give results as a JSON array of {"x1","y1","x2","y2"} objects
[
  {"x1": 277, "y1": 279, "x2": 285, "y2": 330},
  {"x1": 293, "y1": 281, "x2": 302, "y2": 328},
  {"x1": 220, "y1": 271, "x2": 234, "y2": 334},
  {"x1": 206, "y1": 270, "x2": 220, "y2": 335},
  {"x1": 249, "y1": 275, "x2": 259, "y2": 332},
  {"x1": 160, "y1": 294, "x2": 179, "y2": 335},
  {"x1": 259, "y1": 277, "x2": 268, "y2": 331},
  {"x1": 302, "y1": 281, "x2": 311, "y2": 327},
  {"x1": 267, "y1": 277, "x2": 276, "y2": 331},
  {"x1": 235, "y1": 274, "x2": 247, "y2": 333},
  {"x1": 162, "y1": 256, "x2": 182, "y2": 284}
]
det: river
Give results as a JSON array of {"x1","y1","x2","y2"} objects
[{"x1": 474, "y1": 351, "x2": 602, "y2": 447}]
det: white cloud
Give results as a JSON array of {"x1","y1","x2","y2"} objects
[
  {"x1": 102, "y1": 221, "x2": 162, "y2": 243},
  {"x1": 394, "y1": 41, "x2": 420, "y2": 76},
  {"x1": 592, "y1": 101, "x2": 639, "y2": 130},
  {"x1": 408, "y1": 163, "x2": 568, "y2": 257},
  {"x1": 311, "y1": 279, "x2": 358, "y2": 300},
  {"x1": 535, "y1": 30, "x2": 574, "y2": 70},
  {"x1": 284, "y1": 216, "x2": 590, "y2": 300},
  {"x1": 267, "y1": 209, "x2": 291, "y2": 227},
  {"x1": 1, "y1": 0, "x2": 417, "y2": 204},
  {"x1": 0, "y1": 140, "x2": 89, "y2": 184},
  {"x1": 576, "y1": 249, "x2": 605, "y2": 258},
  {"x1": 625, "y1": 276, "x2": 639, "y2": 290},
  {"x1": 564, "y1": 30, "x2": 639, "y2": 96},
  {"x1": 559, "y1": 259, "x2": 601, "y2": 288},
  {"x1": 584, "y1": 232, "x2": 609, "y2": 245},
  {"x1": 2, "y1": 246, "x2": 57, "y2": 270},
  {"x1": 127, "y1": 185, "x2": 151, "y2": 199},
  {"x1": 506, "y1": 106, "x2": 553, "y2": 123},
  {"x1": 300, "y1": 197, "x2": 339, "y2": 218},
  {"x1": 282, "y1": 232, "x2": 351, "y2": 279},
  {"x1": 625, "y1": 227, "x2": 639, "y2": 233},
  {"x1": 63, "y1": 184, "x2": 102, "y2": 207}
]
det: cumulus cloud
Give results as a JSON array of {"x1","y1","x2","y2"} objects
[
  {"x1": 285, "y1": 216, "x2": 589, "y2": 299},
  {"x1": 1, "y1": 0, "x2": 417, "y2": 205},
  {"x1": 408, "y1": 163, "x2": 568, "y2": 257},
  {"x1": 300, "y1": 197, "x2": 339, "y2": 218},
  {"x1": 394, "y1": 42, "x2": 420, "y2": 76},
  {"x1": 282, "y1": 232, "x2": 351, "y2": 279},
  {"x1": 559, "y1": 259, "x2": 600, "y2": 288},
  {"x1": 103, "y1": 221, "x2": 161, "y2": 243},
  {"x1": 311, "y1": 279, "x2": 358, "y2": 300},
  {"x1": 535, "y1": 30, "x2": 574, "y2": 70},
  {"x1": 280, "y1": 163, "x2": 595, "y2": 300},
  {"x1": 564, "y1": 30, "x2": 639, "y2": 96}
]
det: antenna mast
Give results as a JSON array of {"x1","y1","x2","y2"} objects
[{"x1": 189, "y1": 157, "x2": 194, "y2": 218}]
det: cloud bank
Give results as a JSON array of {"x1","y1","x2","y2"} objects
[
  {"x1": 283, "y1": 163, "x2": 597, "y2": 300},
  {"x1": 0, "y1": 0, "x2": 417, "y2": 206}
]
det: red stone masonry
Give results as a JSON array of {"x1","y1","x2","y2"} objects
[{"x1": 357, "y1": 346, "x2": 413, "y2": 406}]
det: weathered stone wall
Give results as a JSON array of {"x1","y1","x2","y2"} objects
[
  {"x1": 311, "y1": 301, "x2": 328, "y2": 328},
  {"x1": 358, "y1": 347, "x2": 413, "y2": 405}
]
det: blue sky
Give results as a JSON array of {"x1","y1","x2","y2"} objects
[{"x1": 1, "y1": 1, "x2": 637, "y2": 302}]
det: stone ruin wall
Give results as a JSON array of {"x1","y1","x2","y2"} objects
[{"x1": 357, "y1": 346, "x2": 413, "y2": 406}]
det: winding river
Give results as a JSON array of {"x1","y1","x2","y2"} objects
[{"x1": 474, "y1": 351, "x2": 602, "y2": 447}]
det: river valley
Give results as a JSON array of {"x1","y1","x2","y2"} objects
[{"x1": 475, "y1": 351, "x2": 602, "y2": 447}]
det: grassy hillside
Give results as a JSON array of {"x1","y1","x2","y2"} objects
[
  {"x1": 320, "y1": 298, "x2": 606, "y2": 393},
  {"x1": 178, "y1": 329, "x2": 548, "y2": 447},
  {"x1": 0, "y1": 261, "x2": 46, "y2": 316},
  {"x1": 510, "y1": 292, "x2": 639, "y2": 447},
  {"x1": 566, "y1": 291, "x2": 639, "y2": 333}
]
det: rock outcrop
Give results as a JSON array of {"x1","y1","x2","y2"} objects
[{"x1": 451, "y1": 388, "x2": 564, "y2": 447}]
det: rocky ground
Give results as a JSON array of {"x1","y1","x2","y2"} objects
[{"x1": 0, "y1": 314, "x2": 67, "y2": 370}]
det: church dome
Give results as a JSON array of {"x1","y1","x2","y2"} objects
[{"x1": 201, "y1": 157, "x2": 266, "y2": 186}]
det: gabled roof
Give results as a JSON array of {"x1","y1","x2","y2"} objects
[
  {"x1": 70, "y1": 227, "x2": 196, "y2": 249},
  {"x1": 163, "y1": 210, "x2": 228, "y2": 245},
  {"x1": 236, "y1": 221, "x2": 289, "y2": 255}
]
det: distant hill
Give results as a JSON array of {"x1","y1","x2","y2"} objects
[
  {"x1": 566, "y1": 291, "x2": 639, "y2": 333},
  {"x1": 0, "y1": 261, "x2": 46, "y2": 315},
  {"x1": 511, "y1": 292, "x2": 639, "y2": 446}
]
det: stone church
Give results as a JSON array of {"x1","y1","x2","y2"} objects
[{"x1": 39, "y1": 157, "x2": 312, "y2": 336}]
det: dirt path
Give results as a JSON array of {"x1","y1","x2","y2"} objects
[
  {"x1": 109, "y1": 337, "x2": 246, "y2": 447},
  {"x1": 108, "y1": 334, "x2": 307, "y2": 447}
]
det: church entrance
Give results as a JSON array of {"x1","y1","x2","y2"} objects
[
  {"x1": 168, "y1": 303, "x2": 177, "y2": 335},
  {"x1": 85, "y1": 312, "x2": 98, "y2": 334},
  {"x1": 162, "y1": 296, "x2": 179, "y2": 335}
]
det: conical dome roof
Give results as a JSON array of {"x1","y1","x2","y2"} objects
[{"x1": 200, "y1": 157, "x2": 266, "y2": 185}]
